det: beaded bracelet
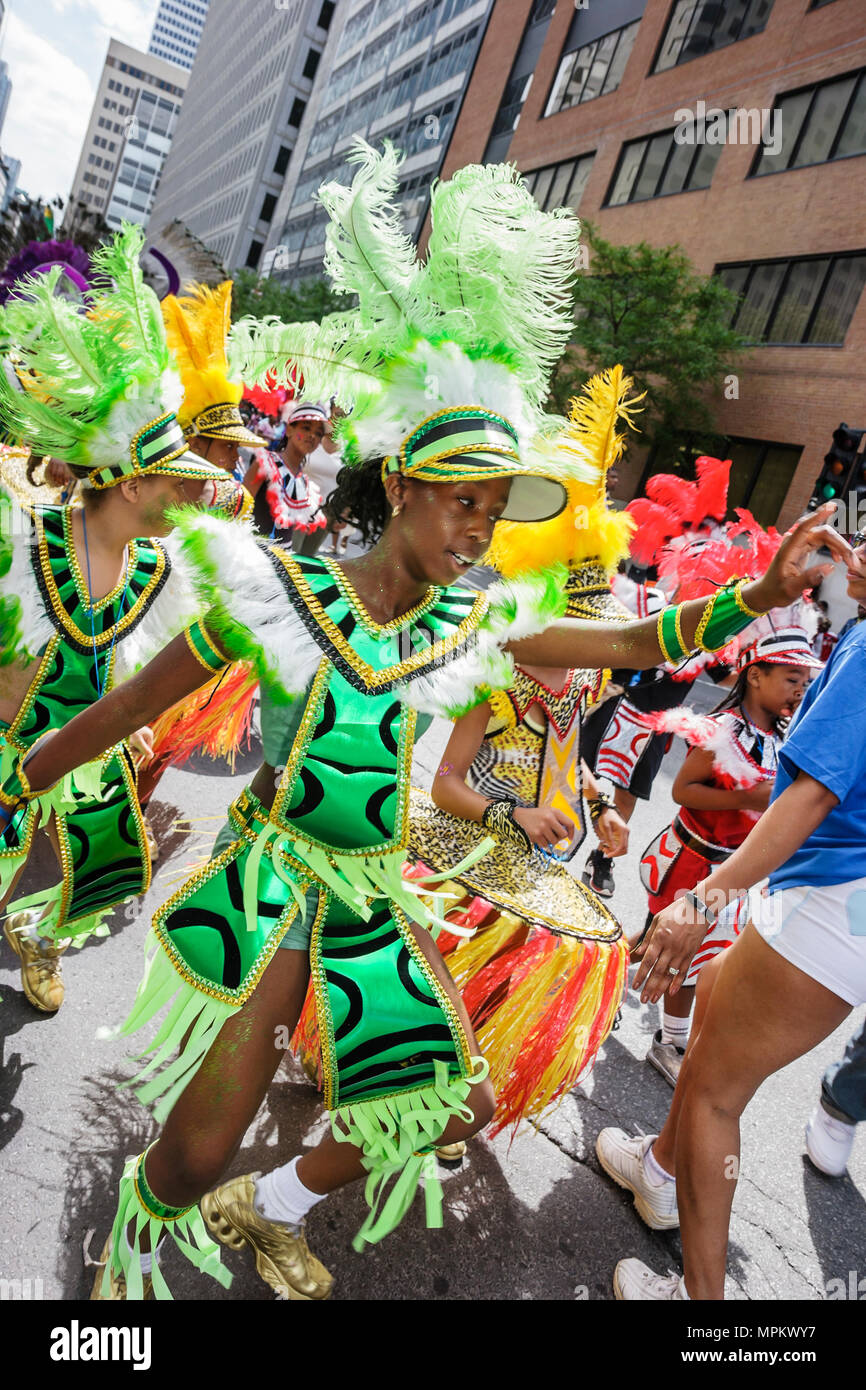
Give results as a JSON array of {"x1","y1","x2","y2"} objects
[
  {"x1": 587, "y1": 794, "x2": 615, "y2": 825},
  {"x1": 481, "y1": 797, "x2": 532, "y2": 854}
]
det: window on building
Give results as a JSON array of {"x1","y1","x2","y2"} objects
[
  {"x1": 654, "y1": 0, "x2": 774, "y2": 72},
  {"x1": 640, "y1": 436, "x2": 801, "y2": 528},
  {"x1": 274, "y1": 145, "x2": 291, "y2": 176},
  {"x1": 260, "y1": 193, "x2": 278, "y2": 222},
  {"x1": 718, "y1": 252, "x2": 866, "y2": 345},
  {"x1": 523, "y1": 153, "x2": 595, "y2": 211},
  {"x1": 545, "y1": 20, "x2": 640, "y2": 118},
  {"x1": 288, "y1": 97, "x2": 306, "y2": 127},
  {"x1": 303, "y1": 48, "x2": 321, "y2": 81},
  {"x1": 245, "y1": 241, "x2": 264, "y2": 271},
  {"x1": 751, "y1": 68, "x2": 866, "y2": 176},
  {"x1": 606, "y1": 124, "x2": 725, "y2": 204},
  {"x1": 317, "y1": 0, "x2": 335, "y2": 29}
]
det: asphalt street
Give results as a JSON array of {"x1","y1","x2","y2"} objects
[{"x1": 1, "y1": 677, "x2": 864, "y2": 1305}]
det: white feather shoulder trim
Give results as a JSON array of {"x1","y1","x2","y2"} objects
[
  {"x1": 113, "y1": 533, "x2": 204, "y2": 682},
  {"x1": 1, "y1": 497, "x2": 55, "y2": 659},
  {"x1": 176, "y1": 513, "x2": 321, "y2": 697}
]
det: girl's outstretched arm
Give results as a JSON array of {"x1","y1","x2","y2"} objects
[{"x1": 506, "y1": 505, "x2": 853, "y2": 672}]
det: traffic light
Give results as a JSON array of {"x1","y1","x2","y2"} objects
[{"x1": 810, "y1": 424, "x2": 865, "y2": 508}]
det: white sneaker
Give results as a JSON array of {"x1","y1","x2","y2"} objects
[
  {"x1": 614, "y1": 1257, "x2": 688, "y2": 1301},
  {"x1": 805, "y1": 1102, "x2": 856, "y2": 1177},
  {"x1": 595, "y1": 1128, "x2": 679, "y2": 1230}
]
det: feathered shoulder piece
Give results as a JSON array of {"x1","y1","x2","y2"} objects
[{"x1": 644, "y1": 707, "x2": 769, "y2": 789}]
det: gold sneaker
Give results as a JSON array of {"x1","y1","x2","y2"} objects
[
  {"x1": 201, "y1": 1172, "x2": 333, "y2": 1301},
  {"x1": 435, "y1": 1140, "x2": 467, "y2": 1166},
  {"x1": 3, "y1": 912, "x2": 68, "y2": 1013},
  {"x1": 89, "y1": 1236, "x2": 153, "y2": 1301}
]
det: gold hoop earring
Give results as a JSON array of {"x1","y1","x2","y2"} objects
[{"x1": 392, "y1": 505, "x2": 401, "y2": 517}]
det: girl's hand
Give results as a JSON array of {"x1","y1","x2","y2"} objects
[
  {"x1": 129, "y1": 726, "x2": 155, "y2": 767},
  {"x1": 740, "y1": 779, "x2": 773, "y2": 812},
  {"x1": 513, "y1": 805, "x2": 574, "y2": 850},
  {"x1": 595, "y1": 807, "x2": 629, "y2": 857}
]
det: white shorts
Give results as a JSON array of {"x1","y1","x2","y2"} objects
[{"x1": 752, "y1": 878, "x2": 866, "y2": 1006}]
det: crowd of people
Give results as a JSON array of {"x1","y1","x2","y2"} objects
[{"x1": 0, "y1": 143, "x2": 863, "y2": 1304}]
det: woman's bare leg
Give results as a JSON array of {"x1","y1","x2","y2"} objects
[
  {"x1": 672, "y1": 923, "x2": 850, "y2": 1299},
  {"x1": 653, "y1": 952, "x2": 727, "y2": 1174},
  {"x1": 146, "y1": 947, "x2": 311, "y2": 1206},
  {"x1": 146, "y1": 920, "x2": 494, "y2": 1205}
]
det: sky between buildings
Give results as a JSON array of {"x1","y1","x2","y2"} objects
[{"x1": 2, "y1": 0, "x2": 159, "y2": 201}]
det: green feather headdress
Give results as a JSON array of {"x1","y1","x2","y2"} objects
[
  {"x1": 228, "y1": 140, "x2": 583, "y2": 523},
  {"x1": 0, "y1": 223, "x2": 224, "y2": 489}
]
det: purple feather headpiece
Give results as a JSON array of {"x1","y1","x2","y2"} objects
[{"x1": 0, "y1": 239, "x2": 94, "y2": 306}]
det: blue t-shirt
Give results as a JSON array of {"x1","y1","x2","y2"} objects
[{"x1": 768, "y1": 622, "x2": 866, "y2": 891}]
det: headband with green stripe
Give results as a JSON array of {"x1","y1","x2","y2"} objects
[
  {"x1": 85, "y1": 413, "x2": 227, "y2": 490},
  {"x1": 382, "y1": 406, "x2": 567, "y2": 524}
]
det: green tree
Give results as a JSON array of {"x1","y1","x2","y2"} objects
[
  {"x1": 231, "y1": 268, "x2": 350, "y2": 323},
  {"x1": 550, "y1": 222, "x2": 748, "y2": 456}
]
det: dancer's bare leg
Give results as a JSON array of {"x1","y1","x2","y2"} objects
[
  {"x1": 670, "y1": 924, "x2": 850, "y2": 1298},
  {"x1": 145, "y1": 921, "x2": 494, "y2": 1206},
  {"x1": 652, "y1": 950, "x2": 726, "y2": 1174}
]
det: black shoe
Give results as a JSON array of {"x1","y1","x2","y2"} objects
[{"x1": 582, "y1": 849, "x2": 615, "y2": 898}]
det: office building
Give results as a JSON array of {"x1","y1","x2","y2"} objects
[
  {"x1": 148, "y1": 0, "x2": 210, "y2": 71},
  {"x1": 145, "y1": 0, "x2": 334, "y2": 273},
  {"x1": 440, "y1": 0, "x2": 866, "y2": 528},
  {"x1": 65, "y1": 40, "x2": 186, "y2": 233},
  {"x1": 263, "y1": 0, "x2": 494, "y2": 283}
]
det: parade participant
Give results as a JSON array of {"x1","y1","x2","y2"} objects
[
  {"x1": 139, "y1": 282, "x2": 264, "y2": 793},
  {"x1": 609, "y1": 534, "x2": 865, "y2": 1302},
  {"x1": 244, "y1": 401, "x2": 329, "y2": 553},
  {"x1": 582, "y1": 457, "x2": 732, "y2": 899},
  {"x1": 162, "y1": 280, "x2": 266, "y2": 474},
  {"x1": 405, "y1": 367, "x2": 637, "y2": 1132},
  {"x1": 636, "y1": 608, "x2": 820, "y2": 1084},
  {"x1": 7, "y1": 145, "x2": 831, "y2": 1302},
  {"x1": 0, "y1": 225, "x2": 231, "y2": 1013}
]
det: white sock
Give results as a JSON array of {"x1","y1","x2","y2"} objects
[
  {"x1": 644, "y1": 1142, "x2": 675, "y2": 1187},
  {"x1": 124, "y1": 1228, "x2": 163, "y2": 1274},
  {"x1": 661, "y1": 1011, "x2": 690, "y2": 1049},
  {"x1": 254, "y1": 1156, "x2": 326, "y2": 1229}
]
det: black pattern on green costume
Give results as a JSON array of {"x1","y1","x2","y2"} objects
[
  {"x1": 0, "y1": 507, "x2": 159, "y2": 932},
  {"x1": 152, "y1": 554, "x2": 484, "y2": 1111}
]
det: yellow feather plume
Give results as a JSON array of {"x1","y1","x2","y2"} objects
[
  {"x1": 488, "y1": 365, "x2": 643, "y2": 578},
  {"x1": 162, "y1": 281, "x2": 242, "y2": 431}
]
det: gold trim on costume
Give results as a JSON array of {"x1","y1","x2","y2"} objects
[
  {"x1": 271, "y1": 551, "x2": 488, "y2": 691},
  {"x1": 35, "y1": 513, "x2": 167, "y2": 650}
]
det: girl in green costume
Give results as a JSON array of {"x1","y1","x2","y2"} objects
[
  {"x1": 7, "y1": 147, "x2": 844, "y2": 1301},
  {"x1": 0, "y1": 226, "x2": 232, "y2": 1013}
]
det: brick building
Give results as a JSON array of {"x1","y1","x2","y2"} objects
[{"x1": 439, "y1": 0, "x2": 866, "y2": 528}]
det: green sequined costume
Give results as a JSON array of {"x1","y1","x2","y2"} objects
[
  {"x1": 97, "y1": 514, "x2": 570, "y2": 1282},
  {"x1": 0, "y1": 496, "x2": 222, "y2": 943}
]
